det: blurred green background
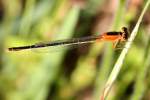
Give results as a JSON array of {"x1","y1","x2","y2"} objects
[{"x1": 1, "y1": 0, "x2": 150, "y2": 100}]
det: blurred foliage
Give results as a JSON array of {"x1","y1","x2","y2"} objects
[{"x1": 0, "y1": 0, "x2": 150, "y2": 100}]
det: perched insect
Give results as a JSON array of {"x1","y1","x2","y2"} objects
[{"x1": 8, "y1": 27, "x2": 129, "y2": 52}]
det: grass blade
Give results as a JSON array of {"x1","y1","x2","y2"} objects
[{"x1": 100, "y1": 0, "x2": 150, "y2": 99}]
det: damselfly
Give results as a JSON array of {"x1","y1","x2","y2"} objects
[{"x1": 8, "y1": 27, "x2": 129, "y2": 52}]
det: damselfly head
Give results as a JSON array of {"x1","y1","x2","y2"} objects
[{"x1": 121, "y1": 27, "x2": 129, "y2": 40}]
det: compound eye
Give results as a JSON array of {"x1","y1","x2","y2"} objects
[
  {"x1": 122, "y1": 27, "x2": 128, "y2": 32},
  {"x1": 121, "y1": 27, "x2": 129, "y2": 40}
]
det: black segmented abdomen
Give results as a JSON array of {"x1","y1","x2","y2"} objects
[{"x1": 8, "y1": 36, "x2": 99, "y2": 51}]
